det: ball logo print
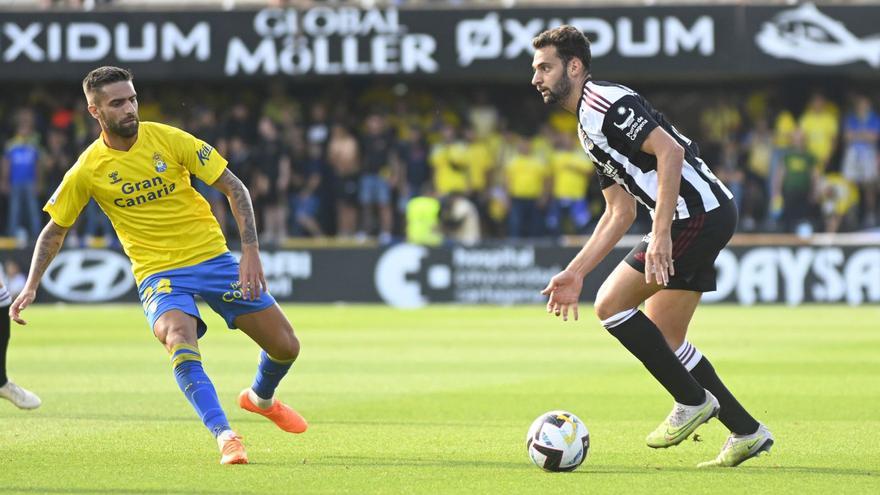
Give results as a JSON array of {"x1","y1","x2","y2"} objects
[
  {"x1": 613, "y1": 106, "x2": 635, "y2": 130},
  {"x1": 526, "y1": 410, "x2": 590, "y2": 472},
  {"x1": 41, "y1": 249, "x2": 134, "y2": 302},
  {"x1": 755, "y1": 3, "x2": 880, "y2": 68}
]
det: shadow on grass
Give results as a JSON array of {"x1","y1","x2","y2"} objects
[
  {"x1": 31, "y1": 413, "x2": 195, "y2": 423},
  {"x1": 569, "y1": 465, "x2": 877, "y2": 477},
  {"x1": 234, "y1": 417, "x2": 506, "y2": 428},
  {"x1": 244, "y1": 457, "x2": 879, "y2": 478},
  {"x1": 251, "y1": 455, "x2": 528, "y2": 470},
  {"x1": 2, "y1": 489, "x2": 240, "y2": 495}
]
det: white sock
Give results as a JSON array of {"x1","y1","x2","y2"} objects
[
  {"x1": 732, "y1": 424, "x2": 763, "y2": 438},
  {"x1": 248, "y1": 388, "x2": 274, "y2": 409},
  {"x1": 674, "y1": 340, "x2": 704, "y2": 371},
  {"x1": 216, "y1": 429, "x2": 236, "y2": 446}
]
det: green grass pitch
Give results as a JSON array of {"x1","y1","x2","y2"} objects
[{"x1": 1, "y1": 304, "x2": 878, "y2": 494}]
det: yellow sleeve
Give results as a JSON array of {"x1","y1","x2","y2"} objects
[
  {"x1": 43, "y1": 157, "x2": 91, "y2": 228},
  {"x1": 172, "y1": 127, "x2": 228, "y2": 185}
]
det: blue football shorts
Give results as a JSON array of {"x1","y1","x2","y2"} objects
[{"x1": 137, "y1": 252, "x2": 276, "y2": 337}]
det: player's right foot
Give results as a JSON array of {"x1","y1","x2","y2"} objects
[
  {"x1": 0, "y1": 381, "x2": 42, "y2": 409},
  {"x1": 217, "y1": 430, "x2": 248, "y2": 465},
  {"x1": 238, "y1": 388, "x2": 308, "y2": 434},
  {"x1": 646, "y1": 390, "x2": 719, "y2": 448},
  {"x1": 697, "y1": 424, "x2": 774, "y2": 468}
]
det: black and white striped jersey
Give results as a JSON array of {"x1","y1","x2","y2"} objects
[{"x1": 576, "y1": 80, "x2": 733, "y2": 220}]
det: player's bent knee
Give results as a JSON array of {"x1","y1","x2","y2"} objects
[
  {"x1": 154, "y1": 322, "x2": 196, "y2": 348},
  {"x1": 268, "y1": 334, "x2": 300, "y2": 362},
  {"x1": 594, "y1": 294, "x2": 624, "y2": 322},
  {"x1": 598, "y1": 307, "x2": 638, "y2": 330}
]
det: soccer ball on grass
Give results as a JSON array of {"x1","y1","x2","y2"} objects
[{"x1": 526, "y1": 410, "x2": 590, "y2": 472}]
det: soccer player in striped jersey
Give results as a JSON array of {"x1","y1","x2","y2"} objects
[
  {"x1": 533, "y1": 26, "x2": 773, "y2": 468},
  {"x1": 9, "y1": 67, "x2": 307, "y2": 464},
  {"x1": 0, "y1": 276, "x2": 40, "y2": 410}
]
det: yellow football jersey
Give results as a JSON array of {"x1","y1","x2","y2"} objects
[
  {"x1": 44, "y1": 122, "x2": 229, "y2": 285},
  {"x1": 505, "y1": 153, "x2": 547, "y2": 200},
  {"x1": 550, "y1": 149, "x2": 593, "y2": 200},
  {"x1": 430, "y1": 142, "x2": 469, "y2": 195}
]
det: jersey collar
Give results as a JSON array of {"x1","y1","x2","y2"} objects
[
  {"x1": 99, "y1": 128, "x2": 142, "y2": 154},
  {"x1": 575, "y1": 77, "x2": 592, "y2": 117}
]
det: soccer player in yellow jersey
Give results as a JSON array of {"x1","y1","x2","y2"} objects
[{"x1": 8, "y1": 67, "x2": 307, "y2": 465}]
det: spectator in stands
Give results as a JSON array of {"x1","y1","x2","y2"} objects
[
  {"x1": 405, "y1": 187, "x2": 442, "y2": 247},
  {"x1": 430, "y1": 124, "x2": 469, "y2": 198},
  {"x1": 225, "y1": 135, "x2": 252, "y2": 190},
  {"x1": 741, "y1": 118, "x2": 774, "y2": 230},
  {"x1": 190, "y1": 108, "x2": 229, "y2": 237},
  {"x1": 359, "y1": 114, "x2": 395, "y2": 244},
  {"x1": 714, "y1": 139, "x2": 745, "y2": 215},
  {"x1": 289, "y1": 142, "x2": 324, "y2": 238},
  {"x1": 819, "y1": 173, "x2": 860, "y2": 233},
  {"x1": 42, "y1": 129, "x2": 72, "y2": 204},
  {"x1": 442, "y1": 193, "x2": 481, "y2": 246},
  {"x1": 462, "y1": 127, "x2": 495, "y2": 234},
  {"x1": 306, "y1": 103, "x2": 331, "y2": 157},
  {"x1": 504, "y1": 137, "x2": 549, "y2": 238},
  {"x1": 799, "y1": 92, "x2": 839, "y2": 172},
  {"x1": 252, "y1": 117, "x2": 290, "y2": 247},
  {"x1": 225, "y1": 102, "x2": 256, "y2": 144},
  {"x1": 2, "y1": 110, "x2": 42, "y2": 244},
  {"x1": 546, "y1": 130, "x2": 592, "y2": 236},
  {"x1": 468, "y1": 90, "x2": 499, "y2": 140},
  {"x1": 396, "y1": 125, "x2": 431, "y2": 213},
  {"x1": 769, "y1": 104, "x2": 798, "y2": 225},
  {"x1": 841, "y1": 95, "x2": 880, "y2": 227},
  {"x1": 775, "y1": 130, "x2": 819, "y2": 233},
  {"x1": 327, "y1": 124, "x2": 360, "y2": 238},
  {"x1": 700, "y1": 96, "x2": 742, "y2": 166}
]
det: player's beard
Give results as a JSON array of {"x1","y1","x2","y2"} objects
[
  {"x1": 104, "y1": 114, "x2": 139, "y2": 138},
  {"x1": 544, "y1": 71, "x2": 572, "y2": 105}
]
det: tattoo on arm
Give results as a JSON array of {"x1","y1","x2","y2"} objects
[
  {"x1": 218, "y1": 169, "x2": 258, "y2": 246},
  {"x1": 28, "y1": 222, "x2": 69, "y2": 285}
]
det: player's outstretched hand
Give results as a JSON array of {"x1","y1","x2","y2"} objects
[
  {"x1": 239, "y1": 247, "x2": 268, "y2": 301},
  {"x1": 541, "y1": 269, "x2": 583, "y2": 322},
  {"x1": 645, "y1": 232, "x2": 674, "y2": 286},
  {"x1": 9, "y1": 288, "x2": 36, "y2": 325}
]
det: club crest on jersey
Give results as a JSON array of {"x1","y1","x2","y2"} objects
[
  {"x1": 599, "y1": 159, "x2": 623, "y2": 184},
  {"x1": 153, "y1": 153, "x2": 167, "y2": 173},
  {"x1": 108, "y1": 171, "x2": 122, "y2": 184}
]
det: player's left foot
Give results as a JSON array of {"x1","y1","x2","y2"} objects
[
  {"x1": 238, "y1": 388, "x2": 308, "y2": 434},
  {"x1": 646, "y1": 390, "x2": 719, "y2": 448},
  {"x1": 0, "y1": 381, "x2": 42, "y2": 409},
  {"x1": 697, "y1": 424, "x2": 774, "y2": 468},
  {"x1": 217, "y1": 430, "x2": 248, "y2": 465}
]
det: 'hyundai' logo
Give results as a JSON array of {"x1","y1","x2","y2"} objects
[{"x1": 42, "y1": 249, "x2": 134, "y2": 303}]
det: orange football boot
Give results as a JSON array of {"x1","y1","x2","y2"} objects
[
  {"x1": 238, "y1": 389, "x2": 308, "y2": 434},
  {"x1": 217, "y1": 430, "x2": 249, "y2": 465}
]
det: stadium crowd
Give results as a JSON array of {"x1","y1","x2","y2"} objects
[{"x1": 2, "y1": 82, "x2": 878, "y2": 247}]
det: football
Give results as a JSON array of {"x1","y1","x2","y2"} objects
[{"x1": 526, "y1": 410, "x2": 590, "y2": 472}]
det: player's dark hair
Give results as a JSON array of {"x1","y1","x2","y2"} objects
[
  {"x1": 532, "y1": 26, "x2": 591, "y2": 73},
  {"x1": 82, "y1": 66, "x2": 133, "y2": 96}
]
